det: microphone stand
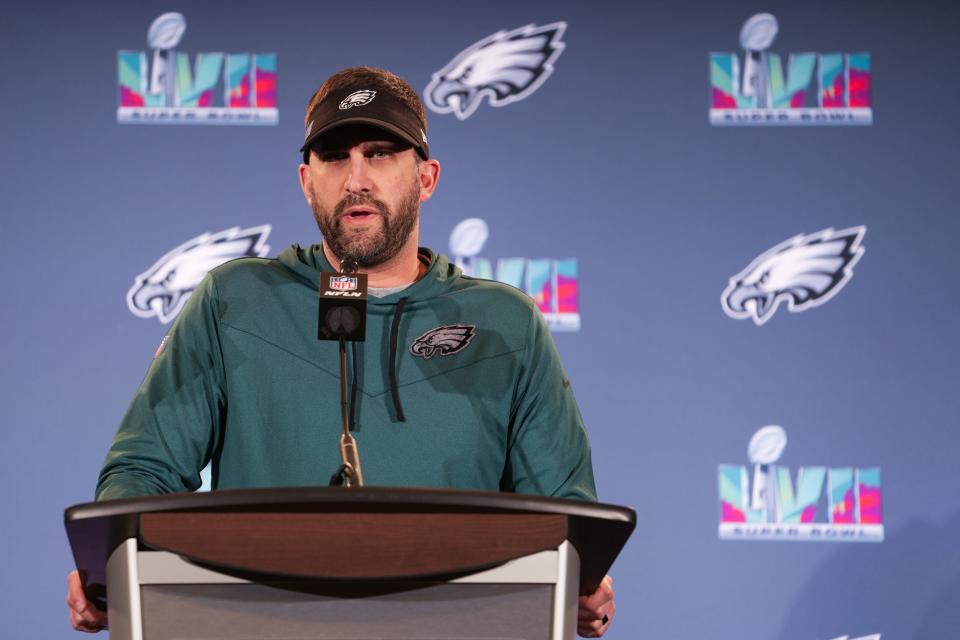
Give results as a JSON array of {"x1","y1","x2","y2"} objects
[
  {"x1": 326, "y1": 257, "x2": 365, "y2": 488},
  {"x1": 331, "y1": 336, "x2": 364, "y2": 487}
]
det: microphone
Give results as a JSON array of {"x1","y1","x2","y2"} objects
[
  {"x1": 318, "y1": 257, "x2": 367, "y2": 487},
  {"x1": 340, "y1": 257, "x2": 359, "y2": 274},
  {"x1": 318, "y1": 257, "x2": 367, "y2": 342}
]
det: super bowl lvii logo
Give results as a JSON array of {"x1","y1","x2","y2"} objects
[
  {"x1": 449, "y1": 218, "x2": 580, "y2": 331},
  {"x1": 117, "y1": 12, "x2": 277, "y2": 125},
  {"x1": 710, "y1": 13, "x2": 871, "y2": 125},
  {"x1": 718, "y1": 426, "x2": 883, "y2": 542}
]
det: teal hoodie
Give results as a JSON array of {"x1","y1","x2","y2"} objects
[{"x1": 97, "y1": 245, "x2": 597, "y2": 502}]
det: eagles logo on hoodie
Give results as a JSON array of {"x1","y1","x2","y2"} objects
[{"x1": 410, "y1": 325, "x2": 477, "y2": 359}]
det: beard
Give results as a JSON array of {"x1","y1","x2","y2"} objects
[{"x1": 311, "y1": 179, "x2": 420, "y2": 268}]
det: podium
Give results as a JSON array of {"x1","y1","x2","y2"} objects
[{"x1": 65, "y1": 487, "x2": 635, "y2": 640}]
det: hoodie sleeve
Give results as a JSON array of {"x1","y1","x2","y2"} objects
[
  {"x1": 506, "y1": 304, "x2": 598, "y2": 502},
  {"x1": 96, "y1": 275, "x2": 226, "y2": 501}
]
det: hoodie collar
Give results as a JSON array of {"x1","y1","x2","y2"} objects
[{"x1": 278, "y1": 244, "x2": 458, "y2": 305}]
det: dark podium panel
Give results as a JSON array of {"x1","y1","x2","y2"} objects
[{"x1": 65, "y1": 487, "x2": 635, "y2": 640}]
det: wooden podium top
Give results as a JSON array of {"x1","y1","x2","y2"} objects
[{"x1": 65, "y1": 486, "x2": 635, "y2": 607}]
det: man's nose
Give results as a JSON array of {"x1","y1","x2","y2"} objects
[{"x1": 345, "y1": 153, "x2": 373, "y2": 194}]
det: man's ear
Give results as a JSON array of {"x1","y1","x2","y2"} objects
[
  {"x1": 418, "y1": 159, "x2": 441, "y2": 203},
  {"x1": 298, "y1": 162, "x2": 313, "y2": 204}
]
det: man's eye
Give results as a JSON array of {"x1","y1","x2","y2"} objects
[
  {"x1": 321, "y1": 152, "x2": 347, "y2": 162},
  {"x1": 371, "y1": 149, "x2": 393, "y2": 159}
]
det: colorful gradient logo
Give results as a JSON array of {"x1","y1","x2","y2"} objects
[
  {"x1": 718, "y1": 426, "x2": 883, "y2": 542},
  {"x1": 709, "y1": 13, "x2": 871, "y2": 126},
  {"x1": 449, "y1": 218, "x2": 580, "y2": 332},
  {"x1": 117, "y1": 12, "x2": 277, "y2": 125}
]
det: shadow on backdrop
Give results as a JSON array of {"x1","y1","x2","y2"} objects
[{"x1": 778, "y1": 510, "x2": 960, "y2": 640}]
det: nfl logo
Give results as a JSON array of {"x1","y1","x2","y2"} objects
[{"x1": 330, "y1": 276, "x2": 358, "y2": 291}]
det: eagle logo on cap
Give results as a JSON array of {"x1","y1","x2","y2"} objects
[
  {"x1": 424, "y1": 22, "x2": 566, "y2": 120},
  {"x1": 340, "y1": 90, "x2": 377, "y2": 110},
  {"x1": 410, "y1": 325, "x2": 476, "y2": 359},
  {"x1": 721, "y1": 226, "x2": 866, "y2": 326}
]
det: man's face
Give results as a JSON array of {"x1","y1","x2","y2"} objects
[{"x1": 300, "y1": 126, "x2": 424, "y2": 268}]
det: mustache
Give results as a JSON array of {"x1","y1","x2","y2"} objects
[{"x1": 334, "y1": 194, "x2": 390, "y2": 218}]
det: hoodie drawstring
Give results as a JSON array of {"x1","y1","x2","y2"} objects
[
  {"x1": 349, "y1": 341, "x2": 359, "y2": 431},
  {"x1": 389, "y1": 296, "x2": 408, "y2": 422}
]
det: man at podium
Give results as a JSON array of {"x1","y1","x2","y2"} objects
[{"x1": 68, "y1": 67, "x2": 615, "y2": 637}]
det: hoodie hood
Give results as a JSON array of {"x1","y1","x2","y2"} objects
[{"x1": 278, "y1": 244, "x2": 460, "y2": 307}]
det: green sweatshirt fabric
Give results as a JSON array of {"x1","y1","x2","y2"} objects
[{"x1": 96, "y1": 245, "x2": 597, "y2": 502}]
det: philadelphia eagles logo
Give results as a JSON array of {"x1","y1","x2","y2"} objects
[
  {"x1": 127, "y1": 225, "x2": 271, "y2": 324},
  {"x1": 424, "y1": 22, "x2": 567, "y2": 120},
  {"x1": 339, "y1": 90, "x2": 376, "y2": 110},
  {"x1": 722, "y1": 226, "x2": 866, "y2": 326},
  {"x1": 410, "y1": 324, "x2": 477, "y2": 359}
]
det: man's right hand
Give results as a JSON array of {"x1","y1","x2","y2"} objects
[{"x1": 67, "y1": 570, "x2": 108, "y2": 633}]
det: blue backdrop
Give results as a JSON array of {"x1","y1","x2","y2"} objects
[{"x1": 2, "y1": 1, "x2": 958, "y2": 638}]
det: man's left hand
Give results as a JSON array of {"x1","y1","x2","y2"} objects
[{"x1": 577, "y1": 574, "x2": 614, "y2": 637}]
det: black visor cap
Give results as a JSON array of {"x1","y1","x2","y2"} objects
[{"x1": 300, "y1": 86, "x2": 429, "y2": 163}]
